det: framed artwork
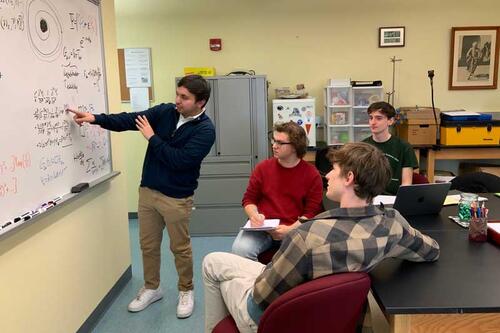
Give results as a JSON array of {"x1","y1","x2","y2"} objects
[
  {"x1": 379, "y1": 27, "x2": 405, "y2": 47},
  {"x1": 449, "y1": 26, "x2": 499, "y2": 90}
]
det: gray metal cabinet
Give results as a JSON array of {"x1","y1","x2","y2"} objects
[{"x1": 184, "y1": 75, "x2": 268, "y2": 235}]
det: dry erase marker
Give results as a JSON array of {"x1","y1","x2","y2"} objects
[
  {"x1": 25, "y1": 210, "x2": 41, "y2": 221},
  {"x1": 52, "y1": 196, "x2": 63, "y2": 204},
  {"x1": 2, "y1": 221, "x2": 12, "y2": 228},
  {"x1": 14, "y1": 212, "x2": 31, "y2": 223},
  {"x1": 37, "y1": 202, "x2": 51, "y2": 213}
]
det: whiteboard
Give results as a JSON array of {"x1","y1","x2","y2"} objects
[{"x1": 0, "y1": 0, "x2": 112, "y2": 224}]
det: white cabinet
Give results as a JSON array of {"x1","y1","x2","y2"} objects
[{"x1": 324, "y1": 84, "x2": 383, "y2": 145}]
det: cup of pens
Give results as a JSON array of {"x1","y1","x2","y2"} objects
[{"x1": 468, "y1": 199, "x2": 488, "y2": 242}]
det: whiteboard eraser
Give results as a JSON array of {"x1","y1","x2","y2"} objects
[{"x1": 71, "y1": 182, "x2": 89, "y2": 193}]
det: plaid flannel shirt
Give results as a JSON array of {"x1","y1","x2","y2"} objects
[{"x1": 252, "y1": 205, "x2": 440, "y2": 308}]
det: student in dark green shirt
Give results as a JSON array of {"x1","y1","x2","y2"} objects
[{"x1": 363, "y1": 101, "x2": 418, "y2": 194}]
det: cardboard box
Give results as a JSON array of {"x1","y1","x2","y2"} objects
[
  {"x1": 183, "y1": 67, "x2": 216, "y2": 76},
  {"x1": 397, "y1": 106, "x2": 440, "y2": 145},
  {"x1": 399, "y1": 106, "x2": 440, "y2": 122},
  {"x1": 398, "y1": 123, "x2": 438, "y2": 145}
]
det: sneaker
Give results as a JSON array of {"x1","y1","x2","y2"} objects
[
  {"x1": 128, "y1": 286, "x2": 163, "y2": 312},
  {"x1": 176, "y1": 290, "x2": 194, "y2": 318}
]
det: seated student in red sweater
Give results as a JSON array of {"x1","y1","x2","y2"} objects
[{"x1": 232, "y1": 121, "x2": 323, "y2": 261}]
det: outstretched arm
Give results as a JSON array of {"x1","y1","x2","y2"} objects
[{"x1": 66, "y1": 108, "x2": 95, "y2": 125}]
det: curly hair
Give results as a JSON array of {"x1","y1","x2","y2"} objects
[{"x1": 273, "y1": 121, "x2": 308, "y2": 158}]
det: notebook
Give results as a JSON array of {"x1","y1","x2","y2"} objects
[{"x1": 392, "y1": 182, "x2": 451, "y2": 216}]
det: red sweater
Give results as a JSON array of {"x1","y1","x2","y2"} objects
[{"x1": 242, "y1": 158, "x2": 323, "y2": 226}]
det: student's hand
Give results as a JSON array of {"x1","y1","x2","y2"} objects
[
  {"x1": 268, "y1": 224, "x2": 294, "y2": 240},
  {"x1": 250, "y1": 213, "x2": 265, "y2": 227},
  {"x1": 66, "y1": 108, "x2": 95, "y2": 125},
  {"x1": 135, "y1": 115, "x2": 154, "y2": 140}
]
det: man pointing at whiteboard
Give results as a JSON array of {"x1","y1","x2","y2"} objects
[{"x1": 68, "y1": 75, "x2": 215, "y2": 319}]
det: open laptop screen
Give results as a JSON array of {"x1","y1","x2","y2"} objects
[{"x1": 392, "y1": 183, "x2": 451, "y2": 216}]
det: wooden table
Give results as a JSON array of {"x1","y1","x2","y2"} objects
[{"x1": 424, "y1": 146, "x2": 500, "y2": 182}]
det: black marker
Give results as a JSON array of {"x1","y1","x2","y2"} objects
[
  {"x1": 2, "y1": 221, "x2": 12, "y2": 228},
  {"x1": 24, "y1": 210, "x2": 40, "y2": 221},
  {"x1": 20, "y1": 212, "x2": 31, "y2": 220}
]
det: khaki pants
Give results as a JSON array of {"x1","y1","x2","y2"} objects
[
  {"x1": 138, "y1": 187, "x2": 194, "y2": 291},
  {"x1": 203, "y1": 252, "x2": 265, "y2": 333}
]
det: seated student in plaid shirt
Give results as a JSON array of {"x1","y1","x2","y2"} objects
[{"x1": 202, "y1": 142, "x2": 440, "y2": 333}]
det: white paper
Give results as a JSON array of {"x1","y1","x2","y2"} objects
[
  {"x1": 124, "y1": 48, "x2": 152, "y2": 87},
  {"x1": 372, "y1": 195, "x2": 396, "y2": 205},
  {"x1": 241, "y1": 219, "x2": 280, "y2": 231},
  {"x1": 443, "y1": 194, "x2": 488, "y2": 206},
  {"x1": 448, "y1": 216, "x2": 469, "y2": 228},
  {"x1": 488, "y1": 223, "x2": 500, "y2": 233},
  {"x1": 442, "y1": 111, "x2": 480, "y2": 116},
  {"x1": 130, "y1": 87, "x2": 150, "y2": 112}
]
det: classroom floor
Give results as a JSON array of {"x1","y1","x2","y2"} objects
[{"x1": 92, "y1": 219, "x2": 389, "y2": 333}]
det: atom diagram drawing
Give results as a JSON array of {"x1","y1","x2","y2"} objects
[{"x1": 26, "y1": 0, "x2": 63, "y2": 62}]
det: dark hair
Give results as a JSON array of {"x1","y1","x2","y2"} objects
[
  {"x1": 328, "y1": 142, "x2": 391, "y2": 202},
  {"x1": 367, "y1": 101, "x2": 396, "y2": 119},
  {"x1": 273, "y1": 121, "x2": 308, "y2": 158},
  {"x1": 177, "y1": 75, "x2": 211, "y2": 107}
]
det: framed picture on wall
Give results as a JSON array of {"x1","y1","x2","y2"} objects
[
  {"x1": 449, "y1": 26, "x2": 500, "y2": 90},
  {"x1": 379, "y1": 27, "x2": 405, "y2": 47}
]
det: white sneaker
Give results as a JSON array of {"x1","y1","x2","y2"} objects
[
  {"x1": 128, "y1": 286, "x2": 163, "y2": 312},
  {"x1": 176, "y1": 290, "x2": 194, "y2": 318}
]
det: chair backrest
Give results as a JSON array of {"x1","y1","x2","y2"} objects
[
  {"x1": 257, "y1": 272, "x2": 371, "y2": 333},
  {"x1": 450, "y1": 172, "x2": 500, "y2": 193},
  {"x1": 412, "y1": 172, "x2": 429, "y2": 184}
]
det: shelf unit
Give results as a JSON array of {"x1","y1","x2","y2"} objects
[{"x1": 324, "y1": 84, "x2": 384, "y2": 145}]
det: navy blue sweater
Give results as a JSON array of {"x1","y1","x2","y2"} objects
[{"x1": 94, "y1": 103, "x2": 215, "y2": 198}]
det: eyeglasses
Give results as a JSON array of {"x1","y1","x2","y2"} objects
[{"x1": 269, "y1": 138, "x2": 292, "y2": 146}]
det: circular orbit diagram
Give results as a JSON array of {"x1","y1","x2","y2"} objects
[{"x1": 26, "y1": 0, "x2": 63, "y2": 62}]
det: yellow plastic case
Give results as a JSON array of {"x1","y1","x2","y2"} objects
[{"x1": 440, "y1": 120, "x2": 500, "y2": 146}]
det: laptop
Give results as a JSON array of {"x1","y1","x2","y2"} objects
[{"x1": 392, "y1": 182, "x2": 451, "y2": 216}]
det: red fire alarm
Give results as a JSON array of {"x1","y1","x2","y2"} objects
[{"x1": 209, "y1": 38, "x2": 222, "y2": 51}]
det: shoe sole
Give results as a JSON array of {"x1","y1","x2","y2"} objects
[
  {"x1": 128, "y1": 295, "x2": 163, "y2": 312},
  {"x1": 176, "y1": 310, "x2": 193, "y2": 319}
]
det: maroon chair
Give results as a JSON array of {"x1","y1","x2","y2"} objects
[
  {"x1": 212, "y1": 272, "x2": 371, "y2": 333},
  {"x1": 412, "y1": 172, "x2": 429, "y2": 184},
  {"x1": 256, "y1": 248, "x2": 276, "y2": 264}
]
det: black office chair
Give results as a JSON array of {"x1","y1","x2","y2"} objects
[
  {"x1": 450, "y1": 172, "x2": 500, "y2": 193},
  {"x1": 315, "y1": 147, "x2": 334, "y2": 189}
]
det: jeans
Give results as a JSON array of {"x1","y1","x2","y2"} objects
[{"x1": 231, "y1": 230, "x2": 281, "y2": 261}]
